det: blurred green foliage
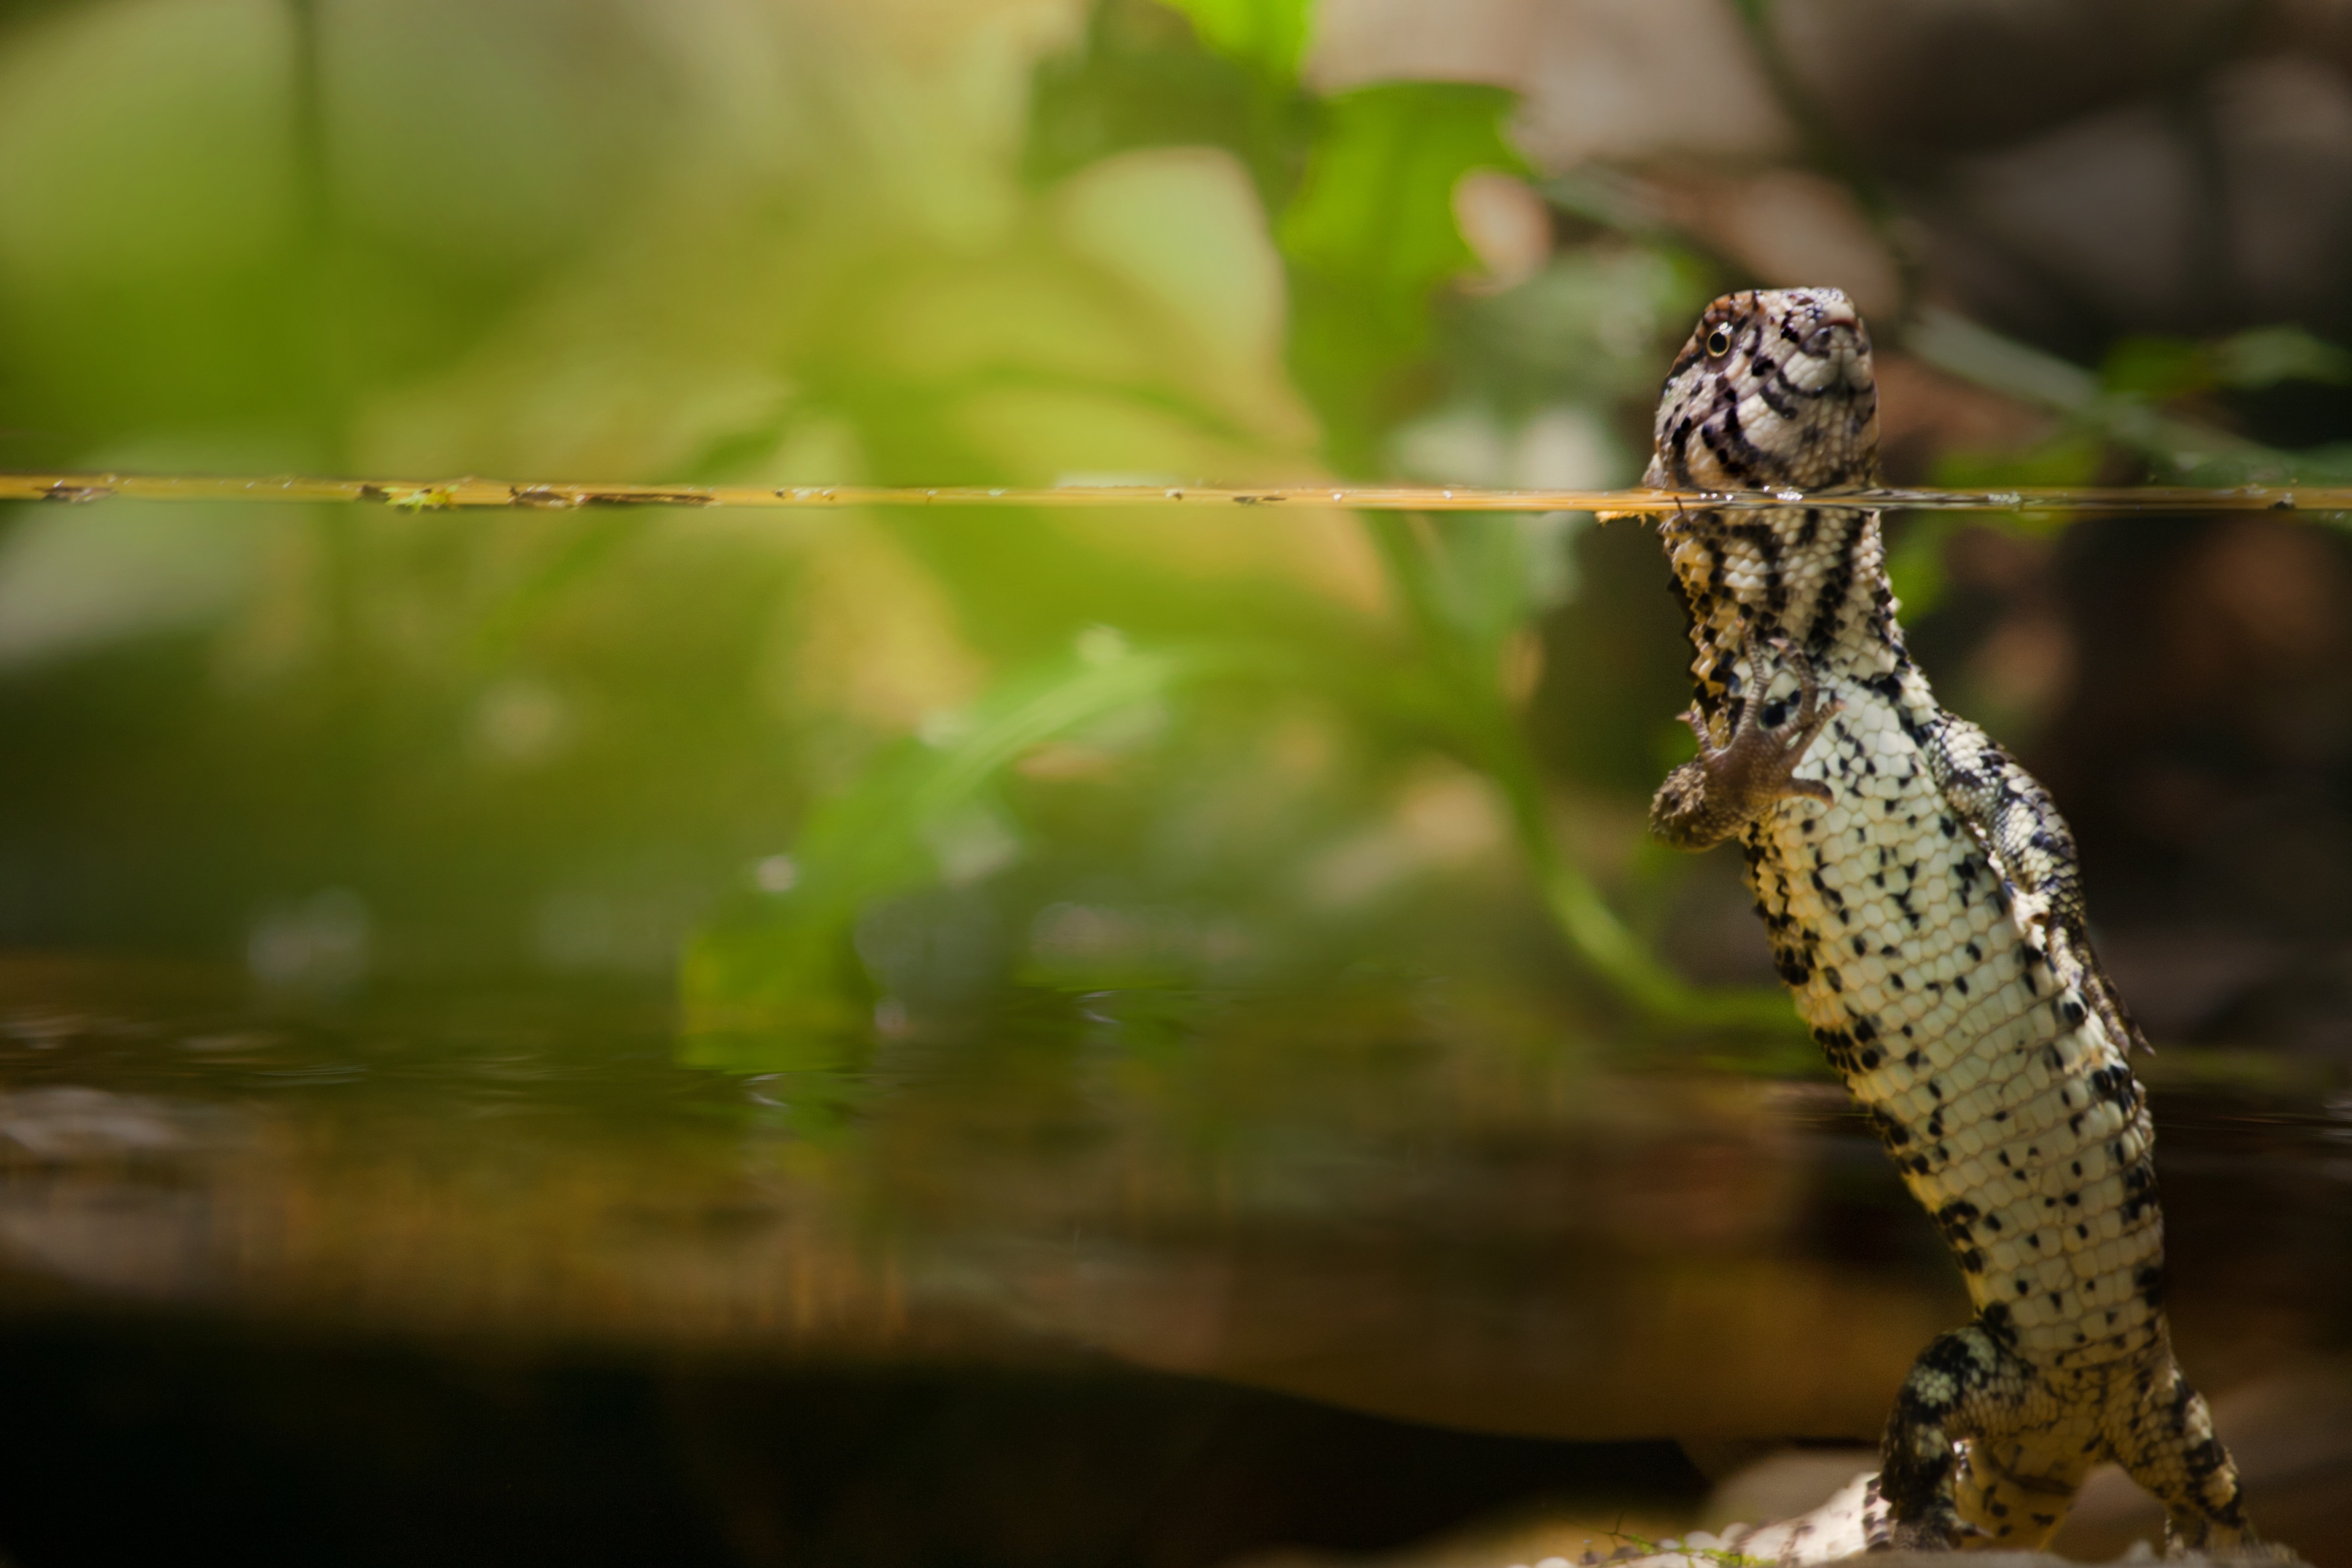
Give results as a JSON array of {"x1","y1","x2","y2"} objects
[
  {"x1": 1914, "y1": 309, "x2": 2352, "y2": 490},
  {"x1": 679, "y1": 0, "x2": 1783, "y2": 1069},
  {"x1": 1162, "y1": 0, "x2": 1311, "y2": 77},
  {"x1": 2102, "y1": 326, "x2": 2352, "y2": 404},
  {"x1": 1897, "y1": 314, "x2": 2352, "y2": 636},
  {"x1": 1278, "y1": 82, "x2": 1528, "y2": 471},
  {"x1": 10, "y1": 0, "x2": 2340, "y2": 1081},
  {"x1": 1029, "y1": 0, "x2": 1533, "y2": 472},
  {"x1": 684, "y1": 640, "x2": 1241, "y2": 1054}
]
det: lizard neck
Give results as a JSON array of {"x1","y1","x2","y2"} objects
[{"x1": 1662, "y1": 504, "x2": 1911, "y2": 702}]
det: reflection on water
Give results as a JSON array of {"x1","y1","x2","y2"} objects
[{"x1": 0, "y1": 955, "x2": 2347, "y2": 1563}]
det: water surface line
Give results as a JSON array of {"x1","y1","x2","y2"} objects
[{"x1": 0, "y1": 474, "x2": 2342, "y2": 514}]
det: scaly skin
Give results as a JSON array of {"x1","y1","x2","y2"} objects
[{"x1": 1643, "y1": 289, "x2": 2254, "y2": 1552}]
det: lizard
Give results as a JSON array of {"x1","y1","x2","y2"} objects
[{"x1": 1637, "y1": 287, "x2": 2258, "y2": 1554}]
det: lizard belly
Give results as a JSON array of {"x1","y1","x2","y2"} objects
[{"x1": 1750, "y1": 680, "x2": 2164, "y2": 1371}]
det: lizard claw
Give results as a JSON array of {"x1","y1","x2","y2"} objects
[
  {"x1": 1650, "y1": 636, "x2": 1844, "y2": 848},
  {"x1": 1862, "y1": 1475, "x2": 1976, "y2": 1554},
  {"x1": 1735, "y1": 637, "x2": 1841, "y2": 807}
]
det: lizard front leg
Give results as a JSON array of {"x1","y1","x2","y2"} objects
[{"x1": 1650, "y1": 639, "x2": 1842, "y2": 851}]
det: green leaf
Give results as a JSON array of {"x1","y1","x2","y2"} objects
[
  {"x1": 2104, "y1": 325, "x2": 2352, "y2": 403},
  {"x1": 1027, "y1": 0, "x2": 1316, "y2": 210},
  {"x1": 1276, "y1": 81, "x2": 1529, "y2": 469},
  {"x1": 1158, "y1": 0, "x2": 1314, "y2": 78},
  {"x1": 1929, "y1": 430, "x2": 2107, "y2": 493},
  {"x1": 678, "y1": 641, "x2": 1253, "y2": 1061},
  {"x1": 1280, "y1": 82, "x2": 1527, "y2": 321},
  {"x1": 2099, "y1": 335, "x2": 2215, "y2": 402},
  {"x1": 2213, "y1": 324, "x2": 2352, "y2": 389}
]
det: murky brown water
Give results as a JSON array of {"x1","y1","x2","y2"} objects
[{"x1": 0, "y1": 954, "x2": 2346, "y2": 1565}]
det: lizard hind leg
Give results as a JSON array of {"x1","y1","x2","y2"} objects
[
  {"x1": 1952, "y1": 1447, "x2": 2091, "y2": 1553},
  {"x1": 2104, "y1": 1357, "x2": 2254, "y2": 1552},
  {"x1": 1870, "y1": 1321, "x2": 2050, "y2": 1551}
]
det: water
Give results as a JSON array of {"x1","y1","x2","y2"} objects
[
  {"x1": 1, "y1": 475, "x2": 2347, "y2": 1562},
  {"x1": 0, "y1": 955, "x2": 2345, "y2": 1565}
]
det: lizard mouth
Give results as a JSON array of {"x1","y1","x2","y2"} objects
[
  {"x1": 1802, "y1": 293, "x2": 1860, "y2": 338},
  {"x1": 1809, "y1": 318, "x2": 1865, "y2": 360},
  {"x1": 1786, "y1": 293, "x2": 1873, "y2": 390}
]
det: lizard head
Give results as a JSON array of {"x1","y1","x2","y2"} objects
[{"x1": 1644, "y1": 287, "x2": 1881, "y2": 491}]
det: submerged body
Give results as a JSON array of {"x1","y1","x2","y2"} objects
[{"x1": 1642, "y1": 289, "x2": 2251, "y2": 1551}]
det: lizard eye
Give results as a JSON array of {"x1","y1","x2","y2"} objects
[{"x1": 1706, "y1": 324, "x2": 1733, "y2": 358}]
